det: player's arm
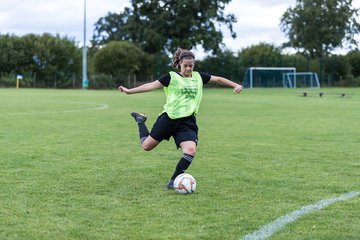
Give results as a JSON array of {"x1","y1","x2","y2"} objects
[
  {"x1": 209, "y1": 75, "x2": 243, "y2": 94},
  {"x1": 119, "y1": 80, "x2": 163, "y2": 94}
]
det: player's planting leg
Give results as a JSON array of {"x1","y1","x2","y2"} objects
[
  {"x1": 166, "y1": 180, "x2": 175, "y2": 189},
  {"x1": 166, "y1": 153, "x2": 194, "y2": 189},
  {"x1": 130, "y1": 112, "x2": 149, "y2": 144}
]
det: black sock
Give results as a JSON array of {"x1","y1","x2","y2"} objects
[
  {"x1": 138, "y1": 122, "x2": 149, "y2": 144},
  {"x1": 170, "y1": 154, "x2": 194, "y2": 180}
]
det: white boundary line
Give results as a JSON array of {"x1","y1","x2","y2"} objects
[
  {"x1": 4, "y1": 103, "x2": 109, "y2": 115},
  {"x1": 242, "y1": 191, "x2": 360, "y2": 240}
]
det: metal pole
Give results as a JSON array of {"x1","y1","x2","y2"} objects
[
  {"x1": 82, "y1": 0, "x2": 88, "y2": 89},
  {"x1": 250, "y1": 67, "x2": 253, "y2": 88}
]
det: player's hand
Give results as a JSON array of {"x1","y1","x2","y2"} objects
[
  {"x1": 119, "y1": 86, "x2": 130, "y2": 94},
  {"x1": 234, "y1": 84, "x2": 243, "y2": 94}
]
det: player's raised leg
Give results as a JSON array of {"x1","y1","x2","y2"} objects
[{"x1": 130, "y1": 112, "x2": 160, "y2": 151}]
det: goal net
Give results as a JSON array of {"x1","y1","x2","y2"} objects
[
  {"x1": 284, "y1": 72, "x2": 320, "y2": 88},
  {"x1": 242, "y1": 67, "x2": 296, "y2": 88}
]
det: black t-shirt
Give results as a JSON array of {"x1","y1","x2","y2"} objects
[{"x1": 158, "y1": 72, "x2": 211, "y2": 87}]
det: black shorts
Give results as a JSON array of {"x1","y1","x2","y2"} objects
[{"x1": 150, "y1": 112, "x2": 198, "y2": 148}]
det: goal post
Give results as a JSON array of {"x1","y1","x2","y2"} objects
[
  {"x1": 284, "y1": 72, "x2": 320, "y2": 88},
  {"x1": 243, "y1": 67, "x2": 296, "y2": 88}
]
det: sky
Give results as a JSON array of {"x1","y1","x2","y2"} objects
[{"x1": 0, "y1": 0, "x2": 359, "y2": 57}]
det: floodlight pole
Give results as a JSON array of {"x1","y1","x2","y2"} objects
[{"x1": 82, "y1": 0, "x2": 88, "y2": 89}]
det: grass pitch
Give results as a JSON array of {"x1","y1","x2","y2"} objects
[{"x1": 1, "y1": 88, "x2": 359, "y2": 239}]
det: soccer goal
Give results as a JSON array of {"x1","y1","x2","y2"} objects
[
  {"x1": 242, "y1": 67, "x2": 296, "y2": 88},
  {"x1": 284, "y1": 72, "x2": 320, "y2": 88}
]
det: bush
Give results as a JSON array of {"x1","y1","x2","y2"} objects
[
  {"x1": 0, "y1": 73, "x2": 15, "y2": 87},
  {"x1": 94, "y1": 41, "x2": 147, "y2": 76},
  {"x1": 336, "y1": 75, "x2": 360, "y2": 87}
]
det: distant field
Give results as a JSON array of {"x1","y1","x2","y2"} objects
[{"x1": 1, "y1": 87, "x2": 359, "y2": 239}]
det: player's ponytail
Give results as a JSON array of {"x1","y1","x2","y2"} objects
[{"x1": 172, "y1": 48, "x2": 195, "y2": 70}]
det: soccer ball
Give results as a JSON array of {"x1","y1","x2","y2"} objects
[{"x1": 174, "y1": 173, "x2": 196, "y2": 194}]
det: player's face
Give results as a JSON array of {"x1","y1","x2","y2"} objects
[{"x1": 180, "y1": 58, "x2": 195, "y2": 77}]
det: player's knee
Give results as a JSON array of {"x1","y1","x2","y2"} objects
[
  {"x1": 185, "y1": 146, "x2": 196, "y2": 156},
  {"x1": 140, "y1": 137, "x2": 159, "y2": 151},
  {"x1": 141, "y1": 143, "x2": 154, "y2": 151}
]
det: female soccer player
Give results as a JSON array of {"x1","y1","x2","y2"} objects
[{"x1": 119, "y1": 48, "x2": 242, "y2": 189}]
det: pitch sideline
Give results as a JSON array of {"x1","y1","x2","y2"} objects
[{"x1": 241, "y1": 191, "x2": 360, "y2": 240}]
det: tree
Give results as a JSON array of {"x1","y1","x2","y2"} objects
[
  {"x1": 0, "y1": 34, "x2": 28, "y2": 74},
  {"x1": 91, "y1": 0, "x2": 236, "y2": 55},
  {"x1": 93, "y1": 41, "x2": 148, "y2": 76},
  {"x1": 0, "y1": 33, "x2": 81, "y2": 87},
  {"x1": 347, "y1": 50, "x2": 360, "y2": 77},
  {"x1": 280, "y1": 0, "x2": 360, "y2": 58},
  {"x1": 324, "y1": 54, "x2": 350, "y2": 83},
  {"x1": 22, "y1": 33, "x2": 81, "y2": 87},
  {"x1": 239, "y1": 43, "x2": 283, "y2": 68},
  {"x1": 196, "y1": 49, "x2": 240, "y2": 81},
  {"x1": 281, "y1": 53, "x2": 309, "y2": 72}
]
